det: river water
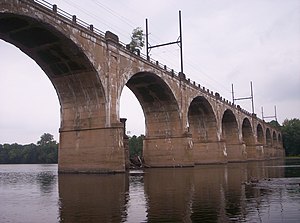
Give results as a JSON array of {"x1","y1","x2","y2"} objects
[{"x1": 0, "y1": 159, "x2": 300, "y2": 223}]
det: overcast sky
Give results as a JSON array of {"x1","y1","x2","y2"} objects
[{"x1": 0, "y1": 0, "x2": 299, "y2": 144}]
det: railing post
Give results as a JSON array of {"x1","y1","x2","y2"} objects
[
  {"x1": 53, "y1": 4, "x2": 57, "y2": 13},
  {"x1": 72, "y1": 15, "x2": 76, "y2": 23}
]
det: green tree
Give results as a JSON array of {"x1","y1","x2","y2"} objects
[
  {"x1": 127, "y1": 27, "x2": 145, "y2": 54},
  {"x1": 129, "y1": 135, "x2": 144, "y2": 158},
  {"x1": 0, "y1": 133, "x2": 58, "y2": 164},
  {"x1": 282, "y1": 118, "x2": 300, "y2": 156},
  {"x1": 37, "y1": 133, "x2": 56, "y2": 146}
]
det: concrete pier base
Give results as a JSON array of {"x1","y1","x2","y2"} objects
[
  {"x1": 58, "y1": 127, "x2": 126, "y2": 173},
  {"x1": 143, "y1": 135, "x2": 194, "y2": 167}
]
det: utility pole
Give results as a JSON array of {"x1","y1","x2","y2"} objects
[
  {"x1": 232, "y1": 81, "x2": 255, "y2": 114},
  {"x1": 145, "y1": 10, "x2": 184, "y2": 74},
  {"x1": 262, "y1": 106, "x2": 277, "y2": 122}
]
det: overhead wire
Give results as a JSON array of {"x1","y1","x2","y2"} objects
[{"x1": 60, "y1": 0, "x2": 232, "y2": 99}]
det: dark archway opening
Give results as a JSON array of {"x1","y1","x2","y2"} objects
[
  {"x1": 242, "y1": 118, "x2": 254, "y2": 145},
  {"x1": 188, "y1": 96, "x2": 217, "y2": 142},
  {"x1": 257, "y1": 124, "x2": 264, "y2": 144},
  {"x1": 222, "y1": 110, "x2": 239, "y2": 144}
]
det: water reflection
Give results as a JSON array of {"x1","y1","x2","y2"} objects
[
  {"x1": 1, "y1": 160, "x2": 299, "y2": 223},
  {"x1": 58, "y1": 173, "x2": 129, "y2": 222},
  {"x1": 36, "y1": 171, "x2": 57, "y2": 194},
  {"x1": 144, "y1": 168, "x2": 194, "y2": 222},
  {"x1": 126, "y1": 170, "x2": 147, "y2": 223},
  {"x1": 141, "y1": 160, "x2": 291, "y2": 223}
]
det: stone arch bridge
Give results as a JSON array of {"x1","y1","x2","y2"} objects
[{"x1": 0, "y1": 0, "x2": 284, "y2": 173}]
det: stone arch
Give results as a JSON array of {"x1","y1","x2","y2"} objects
[
  {"x1": 256, "y1": 124, "x2": 264, "y2": 144},
  {"x1": 188, "y1": 96, "x2": 220, "y2": 163},
  {"x1": 188, "y1": 96, "x2": 217, "y2": 142},
  {"x1": 242, "y1": 118, "x2": 256, "y2": 159},
  {"x1": 0, "y1": 13, "x2": 106, "y2": 130},
  {"x1": 222, "y1": 109, "x2": 239, "y2": 144},
  {"x1": 266, "y1": 128, "x2": 272, "y2": 146},
  {"x1": 222, "y1": 109, "x2": 242, "y2": 161},
  {"x1": 0, "y1": 13, "x2": 112, "y2": 173},
  {"x1": 126, "y1": 72, "x2": 181, "y2": 137},
  {"x1": 242, "y1": 118, "x2": 254, "y2": 145}
]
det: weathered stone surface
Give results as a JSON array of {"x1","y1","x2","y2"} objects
[{"x1": 0, "y1": 0, "x2": 284, "y2": 173}]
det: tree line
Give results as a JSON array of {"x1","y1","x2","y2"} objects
[
  {"x1": 280, "y1": 118, "x2": 300, "y2": 156},
  {"x1": 0, "y1": 133, "x2": 58, "y2": 164}
]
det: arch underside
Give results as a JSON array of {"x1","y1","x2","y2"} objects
[
  {"x1": 257, "y1": 124, "x2": 264, "y2": 144},
  {"x1": 188, "y1": 97, "x2": 221, "y2": 163},
  {"x1": 222, "y1": 110, "x2": 244, "y2": 161},
  {"x1": 188, "y1": 96, "x2": 217, "y2": 142},
  {"x1": 0, "y1": 14, "x2": 106, "y2": 130},
  {"x1": 242, "y1": 118, "x2": 256, "y2": 159},
  {"x1": 222, "y1": 110, "x2": 239, "y2": 144},
  {"x1": 126, "y1": 72, "x2": 181, "y2": 138},
  {"x1": 242, "y1": 118, "x2": 254, "y2": 145}
]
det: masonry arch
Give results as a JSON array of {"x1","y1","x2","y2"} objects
[
  {"x1": 0, "y1": 14, "x2": 106, "y2": 131},
  {"x1": 242, "y1": 118, "x2": 254, "y2": 145},
  {"x1": 257, "y1": 124, "x2": 264, "y2": 144},
  {"x1": 242, "y1": 118, "x2": 256, "y2": 159},
  {"x1": 222, "y1": 110, "x2": 239, "y2": 143},
  {"x1": 266, "y1": 128, "x2": 272, "y2": 146},
  {"x1": 222, "y1": 109, "x2": 242, "y2": 161},
  {"x1": 187, "y1": 96, "x2": 219, "y2": 163},
  {"x1": 125, "y1": 72, "x2": 181, "y2": 138},
  {"x1": 188, "y1": 96, "x2": 217, "y2": 142}
]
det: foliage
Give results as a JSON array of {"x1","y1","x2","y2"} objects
[
  {"x1": 128, "y1": 27, "x2": 145, "y2": 53},
  {"x1": 268, "y1": 120, "x2": 281, "y2": 128},
  {"x1": 0, "y1": 133, "x2": 58, "y2": 164},
  {"x1": 37, "y1": 133, "x2": 56, "y2": 146},
  {"x1": 128, "y1": 135, "x2": 144, "y2": 158},
  {"x1": 282, "y1": 118, "x2": 300, "y2": 156}
]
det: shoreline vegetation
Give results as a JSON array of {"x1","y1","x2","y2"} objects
[{"x1": 0, "y1": 133, "x2": 58, "y2": 164}]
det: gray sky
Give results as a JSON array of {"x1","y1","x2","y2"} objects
[{"x1": 1, "y1": 0, "x2": 299, "y2": 144}]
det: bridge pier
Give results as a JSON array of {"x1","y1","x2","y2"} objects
[
  {"x1": 193, "y1": 141, "x2": 227, "y2": 164},
  {"x1": 253, "y1": 144, "x2": 265, "y2": 160},
  {"x1": 245, "y1": 144, "x2": 261, "y2": 160},
  {"x1": 58, "y1": 126, "x2": 126, "y2": 173},
  {"x1": 143, "y1": 134, "x2": 194, "y2": 167},
  {"x1": 225, "y1": 143, "x2": 247, "y2": 162}
]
